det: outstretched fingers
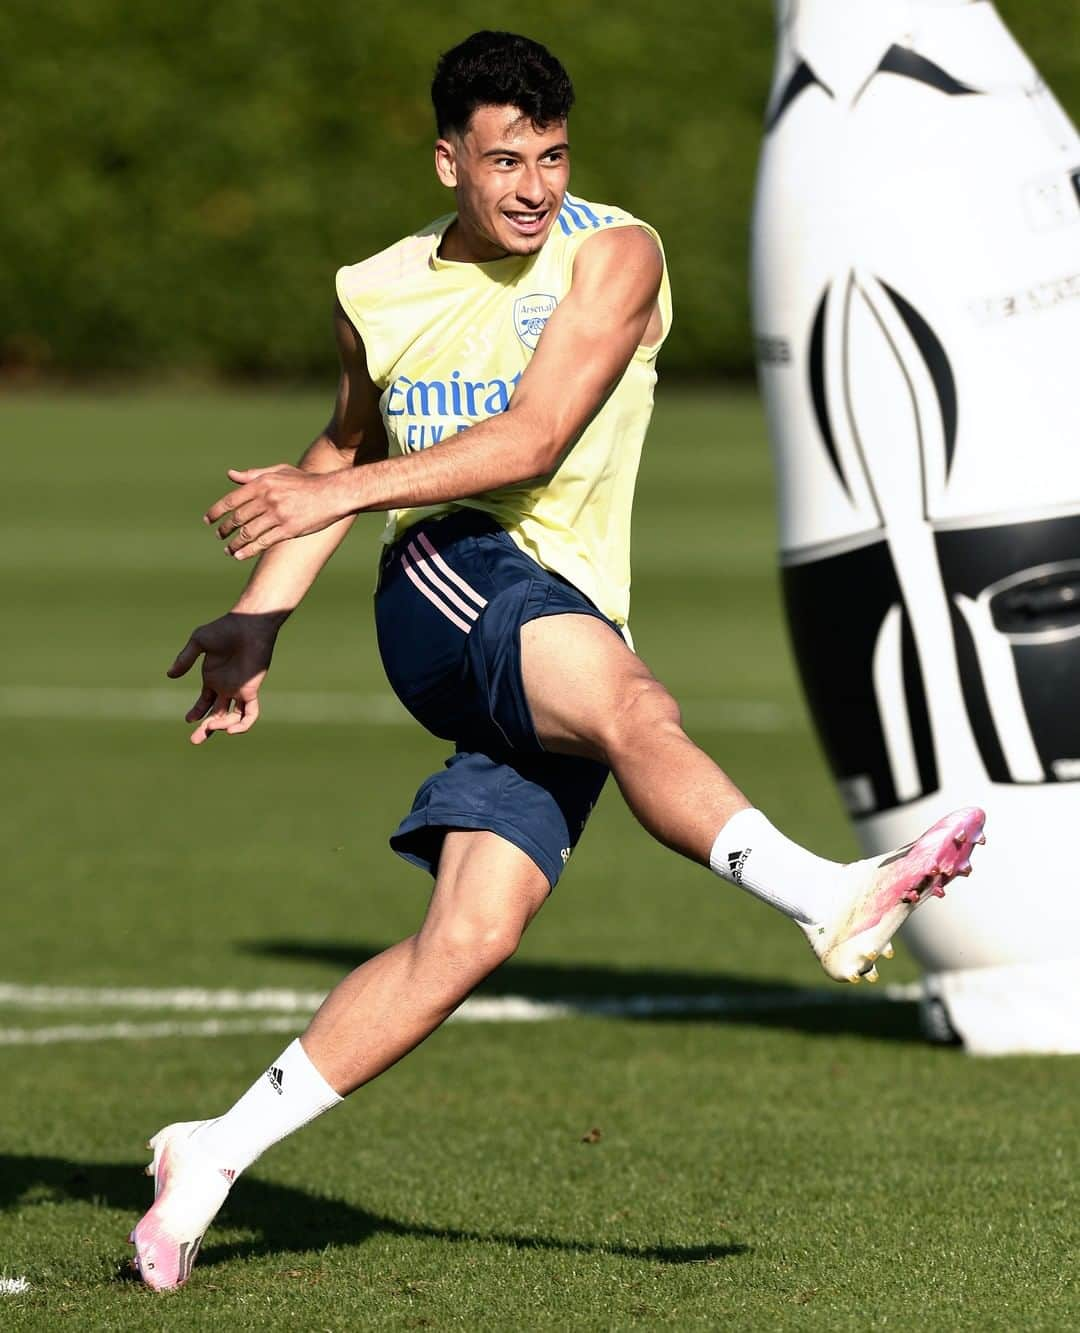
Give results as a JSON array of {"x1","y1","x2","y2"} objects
[
  {"x1": 166, "y1": 614, "x2": 275, "y2": 743},
  {"x1": 224, "y1": 696, "x2": 260, "y2": 735},
  {"x1": 203, "y1": 465, "x2": 291, "y2": 526},
  {"x1": 189, "y1": 693, "x2": 261, "y2": 744},
  {"x1": 190, "y1": 697, "x2": 225, "y2": 745},
  {"x1": 203, "y1": 469, "x2": 292, "y2": 559},
  {"x1": 214, "y1": 499, "x2": 259, "y2": 540},
  {"x1": 224, "y1": 513, "x2": 281, "y2": 560},
  {"x1": 204, "y1": 487, "x2": 247, "y2": 528},
  {"x1": 167, "y1": 636, "x2": 204, "y2": 679},
  {"x1": 190, "y1": 696, "x2": 236, "y2": 745},
  {"x1": 185, "y1": 686, "x2": 216, "y2": 724}
]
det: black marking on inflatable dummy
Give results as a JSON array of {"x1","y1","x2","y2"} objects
[
  {"x1": 782, "y1": 546, "x2": 938, "y2": 815},
  {"x1": 901, "y1": 608, "x2": 939, "y2": 801},
  {"x1": 936, "y1": 515, "x2": 1080, "y2": 784},
  {"x1": 877, "y1": 46, "x2": 982, "y2": 97},
  {"x1": 881, "y1": 282, "x2": 958, "y2": 479},
  {"x1": 944, "y1": 597, "x2": 1014, "y2": 784},
  {"x1": 765, "y1": 60, "x2": 834, "y2": 133},
  {"x1": 808, "y1": 286, "x2": 850, "y2": 498}
]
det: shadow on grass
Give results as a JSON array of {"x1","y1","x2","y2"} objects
[
  {"x1": 0, "y1": 1154, "x2": 747, "y2": 1272},
  {"x1": 241, "y1": 938, "x2": 929, "y2": 1044}
]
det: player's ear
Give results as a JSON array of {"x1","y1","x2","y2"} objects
[{"x1": 434, "y1": 138, "x2": 458, "y2": 189}]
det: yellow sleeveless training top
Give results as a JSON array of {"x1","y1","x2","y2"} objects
[{"x1": 335, "y1": 193, "x2": 672, "y2": 626}]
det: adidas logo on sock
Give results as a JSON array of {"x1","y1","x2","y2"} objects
[
  {"x1": 727, "y1": 848, "x2": 750, "y2": 885},
  {"x1": 266, "y1": 1065, "x2": 286, "y2": 1096},
  {"x1": 219, "y1": 1167, "x2": 236, "y2": 1184}
]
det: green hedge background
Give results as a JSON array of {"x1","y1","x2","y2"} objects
[{"x1": 3, "y1": 0, "x2": 1078, "y2": 379}]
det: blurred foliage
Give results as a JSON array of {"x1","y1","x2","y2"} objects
[{"x1": 2, "y1": 0, "x2": 1077, "y2": 379}]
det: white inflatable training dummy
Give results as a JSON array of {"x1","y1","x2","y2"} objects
[{"x1": 751, "y1": 0, "x2": 1080, "y2": 1053}]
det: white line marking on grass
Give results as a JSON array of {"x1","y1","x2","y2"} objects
[
  {"x1": 0, "y1": 1277, "x2": 31, "y2": 1295},
  {"x1": 0, "y1": 1017, "x2": 305, "y2": 1047},
  {"x1": 0, "y1": 687, "x2": 796, "y2": 732},
  {"x1": 0, "y1": 983, "x2": 923, "y2": 1045},
  {"x1": 0, "y1": 983, "x2": 326, "y2": 1012},
  {"x1": 683, "y1": 700, "x2": 794, "y2": 732}
]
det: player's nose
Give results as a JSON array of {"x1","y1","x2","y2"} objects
[{"x1": 515, "y1": 167, "x2": 545, "y2": 206}]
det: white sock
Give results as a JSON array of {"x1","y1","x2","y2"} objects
[
  {"x1": 192, "y1": 1038, "x2": 343, "y2": 1177},
  {"x1": 708, "y1": 808, "x2": 842, "y2": 924}
]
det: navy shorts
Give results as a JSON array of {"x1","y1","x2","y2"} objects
[{"x1": 375, "y1": 509, "x2": 618, "y2": 889}]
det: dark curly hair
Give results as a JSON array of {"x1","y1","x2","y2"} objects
[{"x1": 431, "y1": 31, "x2": 575, "y2": 138}]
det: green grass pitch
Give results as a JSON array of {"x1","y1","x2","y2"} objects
[{"x1": 0, "y1": 387, "x2": 1077, "y2": 1330}]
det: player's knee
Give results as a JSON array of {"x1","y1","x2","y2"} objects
[
  {"x1": 603, "y1": 675, "x2": 683, "y2": 758},
  {"x1": 429, "y1": 910, "x2": 523, "y2": 980}
]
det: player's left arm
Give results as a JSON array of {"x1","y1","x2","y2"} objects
[{"x1": 206, "y1": 226, "x2": 663, "y2": 559}]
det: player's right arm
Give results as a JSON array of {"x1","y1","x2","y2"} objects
[{"x1": 168, "y1": 306, "x2": 387, "y2": 745}]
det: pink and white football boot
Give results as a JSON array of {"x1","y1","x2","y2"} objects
[
  {"x1": 129, "y1": 1120, "x2": 233, "y2": 1291},
  {"x1": 802, "y1": 807, "x2": 986, "y2": 983}
]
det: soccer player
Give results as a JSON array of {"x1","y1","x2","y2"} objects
[{"x1": 130, "y1": 31, "x2": 984, "y2": 1291}]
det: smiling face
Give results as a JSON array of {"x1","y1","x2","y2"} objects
[{"x1": 434, "y1": 104, "x2": 570, "y2": 262}]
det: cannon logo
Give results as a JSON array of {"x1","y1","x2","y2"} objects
[{"x1": 514, "y1": 293, "x2": 558, "y2": 349}]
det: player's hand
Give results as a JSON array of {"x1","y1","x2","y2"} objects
[
  {"x1": 205, "y1": 465, "x2": 351, "y2": 560},
  {"x1": 167, "y1": 612, "x2": 283, "y2": 745}
]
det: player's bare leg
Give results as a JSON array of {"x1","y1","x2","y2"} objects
[
  {"x1": 521, "y1": 616, "x2": 752, "y2": 860},
  {"x1": 301, "y1": 830, "x2": 550, "y2": 1092},
  {"x1": 130, "y1": 830, "x2": 549, "y2": 1291},
  {"x1": 520, "y1": 614, "x2": 984, "y2": 980}
]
